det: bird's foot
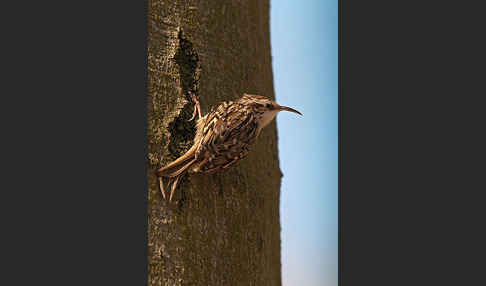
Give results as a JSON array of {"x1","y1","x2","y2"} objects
[{"x1": 188, "y1": 91, "x2": 202, "y2": 121}]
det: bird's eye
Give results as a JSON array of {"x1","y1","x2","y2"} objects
[{"x1": 265, "y1": 103, "x2": 271, "y2": 108}]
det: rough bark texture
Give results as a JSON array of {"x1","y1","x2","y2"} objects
[{"x1": 148, "y1": 1, "x2": 282, "y2": 285}]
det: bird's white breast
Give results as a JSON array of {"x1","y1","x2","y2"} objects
[{"x1": 257, "y1": 110, "x2": 279, "y2": 135}]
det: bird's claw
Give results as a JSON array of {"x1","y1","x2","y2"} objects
[
  {"x1": 189, "y1": 105, "x2": 197, "y2": 121},
  {"x1": 188, "y1": 91, "x2": 201, "y2": 121}
]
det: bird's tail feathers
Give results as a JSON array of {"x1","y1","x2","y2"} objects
[
  {"x1": 156, "y1": 145, "x2": 196, "y2": 177},
  {"x1": 157, "y1": 146, "x2": 198, "y2": 201},
  {"x1": 159, "y1": 174, "x2": 184, "y2": 202}
]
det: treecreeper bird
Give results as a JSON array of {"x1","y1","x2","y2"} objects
[{"x1": 156, "y1": 93, "x2": 302, "y2": 201}]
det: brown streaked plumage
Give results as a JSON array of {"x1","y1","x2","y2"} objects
[{"x1": 157, "y1": 93, "x2": 302, "y2": 201}]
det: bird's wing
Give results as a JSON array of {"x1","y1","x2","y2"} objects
[
  {"x1": 198, "y1": 101, "x2": 254, "y2": 151},
  {"x1": 195, "y1": 101, "x2": 258, "y2": 173}
]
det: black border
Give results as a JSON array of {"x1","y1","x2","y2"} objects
[
  {"x1": 340, "y1": 1, "x2": 484, "y2": 285},
  {"x1": 2, "y1": 1, "x2": 148, "y2": 284}
]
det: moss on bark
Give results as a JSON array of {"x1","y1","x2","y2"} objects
[{"x1": 148, "y1": 1, "x2": 282, "y2": 285}]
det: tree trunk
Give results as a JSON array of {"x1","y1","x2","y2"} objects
[{"x1": 148, "y1": 1, "x2": 282, "y2": 285}]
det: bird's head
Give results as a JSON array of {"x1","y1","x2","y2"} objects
[{"x1": 241, "y1": 94, "x2": 302, "y2": 129}]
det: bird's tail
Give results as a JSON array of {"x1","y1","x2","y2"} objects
[{"x1": 156, "y1": 146, "x2": 197, "y2": 201}]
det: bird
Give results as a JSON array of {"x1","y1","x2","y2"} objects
[{"x1": 156, "y1": 92, "x2": 302, "y2": 201}]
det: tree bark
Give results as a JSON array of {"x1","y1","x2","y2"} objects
[{"x1": 148, "y1": 1, "x2": 282, "y2": 285}]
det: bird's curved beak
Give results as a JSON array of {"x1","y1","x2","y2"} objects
[{"x1": 278, "y1": 105, "x2": 302, "y2": 116}]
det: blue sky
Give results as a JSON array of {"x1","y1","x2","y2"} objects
[{"x1": 270, "y1": 1, "x2": 338, "y2": 285}]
